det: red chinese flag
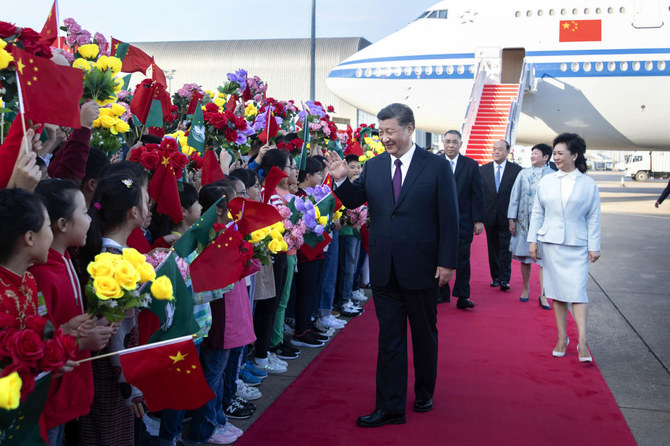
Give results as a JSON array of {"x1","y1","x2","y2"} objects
[
  {"x1": 226, "y1": 94, "x2": 238, "y2": 112},
  {"x1": 0, "y1": 113, "x2": 27, "y2": 189},
  {"x1": 112, "y1": 38, "x2": 154, "y2": 74},
  {"x1": 39, "y1": 0, "x2": 58, "y2": 45},
  {"x1": 149, "y1": 157, "x2": 183, "y2": 224},
  {"x1": 559, "y1": 20, "x2": 601, "y2": 42},
  {"x1": 190, "y1": 227, "x2": 244, "y2": 292},
  {"x1": 299, "y1": 231, "x2": 332, "y2": 261},
  {"x1": 154, "y1": 83, "x2": 173, "y2": 121},
  {"x1": 119, "y1": 337, "x2": 214, "y2": 412},
  {"x1": 12, "y1": 47, "x2": 82, "y2": 128},
  {"x1": 228, "y1": 197, "x2": 282, "y2": 237},
  {"x1": 258, "y1": 109, "x2": 279, "y2": 144},
  {"x1": 262, "y1": 166, "x2": 287, "y2": 204},
  {"x1": 130, "y1": 81, "x2": 157, "y2": 125},
  {"x1": 151, "y1": 59, "x2": 167, "y2": 89},
  {"x1": 187, "y1": 91, "x2": 204, "y2": 115},
  {"x1": 201, "y1": 149, "x2": 225, "y2": 186}
]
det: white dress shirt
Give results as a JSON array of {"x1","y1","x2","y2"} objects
[
  {"x1": 494, "y1": 159, "x2": 507, "y2": 179},
  {"x1": 557, "y1": 168, "x2": 580, "y2": 208},
  {"x1": 390, "y1": 144, "x2": 417, "y2": 186}
]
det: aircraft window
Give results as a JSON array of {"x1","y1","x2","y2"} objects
[
  {"x1": 404, "y1": 66, "x2": 412, "y2": 76},
  {"x1": 595, "y1": 62, "x2": 604, "y2": 71},
  {"x1": 584, "y1": 8, "x2": 590, "y2": 14},
  {"x1": 526, "y1": 10, "x2": 532, "y2": 16},
  {"x1": 572, "y1": 8, "x2": 579, "y2": 15},
  {"x1": 658, "y1": 61, "x2": 666, "y2": 70},
  {"x1": 620, "y1": 61, "x2": 628, "y2": 71},
  {"x1": 425, "y1": 66, "x2": 433, "y2": 75},
  {"x1": 538, "y1": 10, "x2": 544, "y2": 16},
  {"x1": 457, "y1": 65, "x2": 465, "y2": 74},
  {"x1": 438, "y1": 10, "x2": 448, "y2": 19},
  {"x1": 608, "y1": 7, "x2": 614, "y2": 14},
  {"x1": 414, "y1": 66, "x2": 423, "y2": 75},
  {"x1": 515, "y1": 11, "x2": 521, "y2": 17},
  {"x1": 620, "y1": 6, "x2": 626, "y2": 13},
  {"x1": 436, "y1": 65, "x2": 444, "y2": 75},
  {"x1": 355, "y1": 68, "x2": 362, "y2": 77},
  {"x1": 632, "y1": 61, "x2": 640, "y2": 71},
  {"x1": 583, "y1": 62, "x2": 592, "y2": 71},
  {"x1": 364, "y1": 68, "x2": 372, "y2": 77},
  {"x1": 607, "y1": 61, "x2": 616, "y2": 71},
  {"x1": 415, "y1": 11, "x2": 429, "y2": 21},
  {"x1": 446, "y1": 65, "x2": 454, "y2": 74},
  {"x1": 596, "y1": 7, "x2": 602, "y2": 14},
  {"x1": 427, "y1": 11, "x2": 437, "y2": 19},
  {"x1": 468, "y1": 65, "x2": 475, "y2": 73},
  {"x1": 560, "y1": 63, "x2": 567, "y2": 71},
  {"x1": 393, "y1": 67, "x2": 401, "y2": 76},
  {"x1": 560, "y1": 8, "x2": 566, "y2": 15},
  {"x1": 571, "y1": 62, "x2": 580, "y2": 72},
  {"x1": 645, "y1": 61, "x2": 653, "y2": 71},
  {"x1": 549, "y1": 9, "x2": 555, "y2": 15}
]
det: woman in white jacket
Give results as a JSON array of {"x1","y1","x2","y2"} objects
[{"x1": 528, "y1": 133, "x2": 601, "y2": 363}]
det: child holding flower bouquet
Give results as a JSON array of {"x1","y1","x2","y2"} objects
[
  {"x1": 29, "y1": 179, "x2": 116, "y2": 446},
  {"x1": 77, "y1": 173, "x2": 151, "y2": 446}
]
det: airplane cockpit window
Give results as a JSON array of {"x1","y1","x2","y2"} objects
[
  {"x1": 414, "y1": 11, "x2": 430, "y2": 21},
  {"x1": 414, "y1": 9, "x2": 448, "y2": 20}
]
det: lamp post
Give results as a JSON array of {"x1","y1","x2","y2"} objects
[
  {"x1": 166, "y1": 69, "x2": 176, "y2": 93},
  {"x1": 310, "y1": 0, "x2": 316, "y2": 101}
]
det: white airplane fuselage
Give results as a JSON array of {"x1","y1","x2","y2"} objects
[{"x1": 326, "y1": 1, "x2": 670, "y2": 150}]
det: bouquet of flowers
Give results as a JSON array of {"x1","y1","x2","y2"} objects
[
  {"x1": 0, "y1": 314, "x2": 77, "y2": 403},
  {"x1": 90, "y1": 103, "x2": 131, "y2": 154},
  {"x1": 356, "y1": 124, "x2": 385, "y2": 162},
  {"x1": 297, "y1": 101, "x2": 338, "y2": 152},
  {"x1": 129, "y1": 137, "x2": 190, "y2": 178},
  {"x1": 202, "y1": 102, "x2": 254, "y2": 151},
  {"x1": 246, "y1": 222, "x2": 288, "y2": 265},
  {"x1": 276, "y1": 204, "x2": 306, "y2": 251},
  {"x1": 84, "y1": 248, "x2": 175, "y2": 322},
  {"x1": 172, "y1": 82, "x2": 207, "y2": 118},
  {"x1": 341, "y1": 205, "x2": 368, "y2": 229},
  {"x1": 219, "y1": 69, "x2": 267, "y2": 104}
]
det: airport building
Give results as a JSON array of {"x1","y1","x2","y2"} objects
[{"x1": 132, "y1": 38, "x2": 433, "y2": 146}]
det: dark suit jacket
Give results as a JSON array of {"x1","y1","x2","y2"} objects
[
  {"x1": 451, "y1": 154, "x2": 484, "y2": 241},
  {"x1": 480, "y1": 160, "x2": 522, "y2": 227},
  {"x1": 658, "y1": 179, "x2": 670, "y2": 204},
  {"x1": 335, "y1": 146, "x2": 459, "y2": 290}
]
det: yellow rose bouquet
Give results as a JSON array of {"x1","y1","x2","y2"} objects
[
  {"x1": 246, "y1": 222, "x2": 288, "y2": 265},
  {"x1": 85, "y1": 248, "x2": 174, "y2": 322},
  {"x1": 90, "y1": 103, "x2": 131, "y2": 155}
]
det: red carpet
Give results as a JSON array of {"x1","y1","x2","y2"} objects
[{"x1": 237, "y1": 236, "x2": 636, "y2": 446}]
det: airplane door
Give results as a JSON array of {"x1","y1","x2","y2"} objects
[
  {"x1": 475, "y1": 47, "x2": 501, "y2": 82},
  {"x1": 502, "y1": 48, "x2": 525, "y2": 83},
  {"x1": 632, "y1": 0, "x2": 663, "y2": 28}
]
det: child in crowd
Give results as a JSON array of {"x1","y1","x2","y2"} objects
[
  {"x1": 77, "y1": 173, "x2": 151, "y2": 446},
  {"x1": 30, "y1": 179, "x2": 116, "y2": 446}
]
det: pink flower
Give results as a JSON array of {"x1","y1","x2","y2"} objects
[
  {"x1": 68, "y1": 23, "x2": 81, "y2": 34},
  {"x1": 63, "y1": 18, "x2": 77, "y2": 27},
  {"x1": 76, "y1": 34, "x2": 90, "y2": 46},
  {"x1": 65, "y1": 34, "x2": 76, "y2": 46}
]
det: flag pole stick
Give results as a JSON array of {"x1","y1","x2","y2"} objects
[
  {"x1": 76, "y1": 334, "x2": 195, "y2": 364},
  {"x1": 15, "y1": 71, "x2": 30, "y2": 154},
  {"x1": 55, "y1": 0, "x2": 61, "y2": 50}
]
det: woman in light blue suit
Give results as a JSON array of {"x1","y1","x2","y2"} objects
[{"x1": 528, "y1": 133, "x2": 601, "y2": 363}]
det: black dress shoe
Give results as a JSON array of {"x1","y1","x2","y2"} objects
[
  {"x1": 357, "y1": 409, "x2": 406, "y2": 427},
  {"x1": 490, "y1": 279, "x2": 500, "y2": 287},
  {"x1": 499, "y1": 281, "x2": 510, "y2": 291},
  {"x1": 456, "y1": 298, "x2": 474, "y2": 309},
  {"x1": 414, "y1": 398, "x2": 433, "y2": 413}
]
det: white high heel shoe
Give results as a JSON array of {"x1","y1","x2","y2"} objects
[
  {"x1": 578, "y1": 344, "x2": 593, "y2": 363},
  {"x1": 552, "y1": 338, "x2": 569, "y2": 357}
]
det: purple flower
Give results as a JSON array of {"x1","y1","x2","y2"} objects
[
  {"x1": 63, "y1": 18, "x2": 77, "y2": 27},
  {"x1": 76, "y1": 34, "x2": 90, "y2": 46},
  {"x1": 65, "y1": 34, "x2": 77, "y2": 46},
  {"x1": 314, "y1": 224, "x2": 324, "y2": 236},
  {"x1": 235, "y1": 133, "x2": 248, "y2": 145},
  {"x1": 227, "y1": 68, "x2": 248, "y2": 88},
  {"x1": 254, "y1": 94, "x2": 262, "y2": 103},
  {"x1": 94, "y1": 32, "x2": 107, "y2": 46},
  {"x1": 68, "y1": 23, "x2": 81, "y2": 34},
  {"x1": 305, "y1": 100, "x2": 326, "y2": 118},
  {"x1": 294, "y1": 197, "x2": 307, "y2": 213}
]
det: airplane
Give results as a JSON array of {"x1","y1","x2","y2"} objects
[{"x1": 326, "y1": 0, "x2": 670, "y2": 162}]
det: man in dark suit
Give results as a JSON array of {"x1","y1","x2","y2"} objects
[
  {"x1": 325, "y1": 103, "x2": 459, "y2": 427},
  {"x1": 480, "y1": 140, "x2": 522, "y2": 291},
  {"x1": 439, "y1": 130, "x2": 484, "y2": 309}
]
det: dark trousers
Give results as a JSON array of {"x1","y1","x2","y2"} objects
[
  {"x1": 371, "y1": 271, "x2": 438, "y2": 414},
  {"x1": 441, "y1": 235, "x2": 474, "y2": 299},
  {"x1": 294, "y1": 259, "x2": 324, "y2": 335},
  {"x1": 485, "y1": 222, "x2": 512, "y2": 283}
]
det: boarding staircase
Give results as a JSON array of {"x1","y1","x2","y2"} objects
[{"x1": 461, "y1": 60, "x2": 534, "y2": 165}]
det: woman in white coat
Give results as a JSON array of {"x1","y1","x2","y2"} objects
[{"x1": 528, "y1": 133, "x2": 601, "y2": 362}]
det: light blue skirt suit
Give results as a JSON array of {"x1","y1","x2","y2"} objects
[{"x1": 527, "y1": 172, "x2": 601, "y2": 303}]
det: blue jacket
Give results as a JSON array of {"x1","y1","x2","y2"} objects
[
  {"x1": 527, "y1": 171, "x2": 601, "y2": 251},
  {"x1": 334, "y1": 146, "x2": 459, "y2": 290}
]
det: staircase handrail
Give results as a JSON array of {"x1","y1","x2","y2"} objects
[
  {"x1": 461, "y1": 60, "x2": 488, "y2": 151},
  {"x1": 505, "y1": 60, "x2": 533, "y2": 146}
]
